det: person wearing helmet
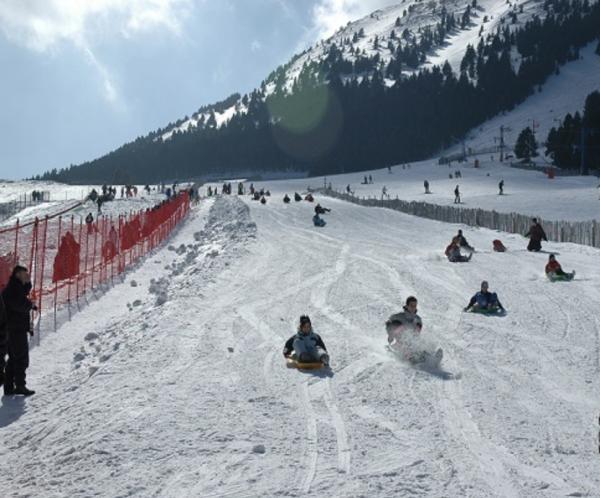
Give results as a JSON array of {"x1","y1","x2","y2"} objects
[
  {"x1": 283, "y1": 316, "x2": 329, "y2": 366},
  {"x1": 464, "y1": 281, "x2": 504, "y2": 312}
]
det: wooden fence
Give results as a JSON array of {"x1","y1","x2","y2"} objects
[{"x1": 321, "y1": 189, "x2": 600, "y2": 249}]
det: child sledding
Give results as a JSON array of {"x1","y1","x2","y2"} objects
[
  {"x1": 283, "y1": 315, "x2": 330, "y2": 369},
  {"x1": 545, "y1": 254, "x2": 575, "y2": 281}
]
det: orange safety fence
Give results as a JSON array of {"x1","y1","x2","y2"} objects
[{"x1": 0, "y1": 191, "x2": 190, "y2": 329}]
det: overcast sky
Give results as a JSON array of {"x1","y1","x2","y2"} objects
[{"x1": 0, "y1": 0, "x2": 395, "y2": 180}]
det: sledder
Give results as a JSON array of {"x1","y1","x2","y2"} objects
[
  {"x1": 283, "y1": 315, "x2": 329, "y2": 369},
  {"x1": 385, "y1": 296, "x2": 442, "y2": 366},
  {"x1": 445, "y1": 238, "x2": 472, "y2": 263},
  {"x1": 545, "y1": 254, "x2": 575, "y2": 281},
  {"x1": 464, "y1": 281, "x2": 505, "y2": 314},
  {"x1": 313, "y1": 213, "x2": 326, "y2": 227}
]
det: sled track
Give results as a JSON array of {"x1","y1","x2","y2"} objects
[{"x1": 300, "y1": 382, "x2": 319, "y2": 494}]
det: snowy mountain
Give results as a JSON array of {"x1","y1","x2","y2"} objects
[
  {"x1": 160, "y1": 0, "x2": 550, "y2": 141},
  {"x1": 40, "y1": 0, "x2": 600, "y2": 183}
]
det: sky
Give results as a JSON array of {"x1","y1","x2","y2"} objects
[{"x1": 0, "y1": 0, "x2": 395, "y2": 180}]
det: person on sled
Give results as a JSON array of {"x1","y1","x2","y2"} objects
[
  {"x1": 464, "y1": 281, "x2": 505, "y2": 312},
  {"x1": 385, "y1": 297, "x2": 442, "y2": 364},
  {"x1": 313, "y1": 213, "x2": 326, "y2": 227},
  {"x1": 455, "y1": 229, "x2": 474, "y2": 252},
  {"x1": 314, "y1": 203, "x2": 331, "y2": 215},
  {"x1": 445, "y1": 238, "x2": 472, "y2": 262},
  {"x1": 283, "y1": 315, "x2": 329, "y2": 366},
  {"x1": 385, "y1": 296, "x2": 422, "y2": 346},
  {"x1": 545, "y1": 254, "x2": 575, "y2": 280}
]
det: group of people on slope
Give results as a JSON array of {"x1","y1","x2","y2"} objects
[{"x1": 282, "y1": 284, "x2": 508, "y2": 368}]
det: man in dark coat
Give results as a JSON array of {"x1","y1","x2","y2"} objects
[
  {"x1": 525, "y1": 218, "x2": 548, "y2": 252},
  {"x1": 0, "y1": 294, "x2": 7, "y2": 388},
  {"x1": 2, "y1": 266, "x2": 36, "y2": 396}
]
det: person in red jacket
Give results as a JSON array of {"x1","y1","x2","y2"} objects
[{"x1": 545, "y1": 254, "x2": 575, "y2": 280}]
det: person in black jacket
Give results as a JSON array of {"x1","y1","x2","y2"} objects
[
  {"x1": 0, "y1": 294, "x2": 7, "y2": 388},
  {"x1": 283, "y1": 315, "x2": 329, "y2": 366},
  {"x1": 2, "y1": 266, "x2": 36, "y2": 396}
]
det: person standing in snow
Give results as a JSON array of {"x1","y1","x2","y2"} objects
[
  {"x1": 454, "y1": 185, "x2": 461, "y2": 204},
  {"x1": 464, "y1": 281, "x2": 505, "y2": 312},
  {"x1": 2, "y1": 266, "x2": 36, "y2": 396},
  {"x1": 283, "y1": 315, "x2": 329, "y2": 366},
  {"x1": 424, "y1": 180, "x2": 430, "y2": 194},
  {"x1": 525, "y1": 218, "x2": 548, "y2": 252},
  {"x1": 498, "y1": 179, "x2": 504, "y2": 195},
  {"x1": 0, "y1": 294, "x2": 7, "y2": 389}
]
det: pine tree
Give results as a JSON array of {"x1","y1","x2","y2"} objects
[{"x1": 515, "y1": 127, "x2": 538, "y2": 160}]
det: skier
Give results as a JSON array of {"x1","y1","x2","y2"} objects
[
  {"x1": 369, "y1": 174, "x2": 373, "y2": 184},
  {"x1": 525, "y1": 218, "x2": 548, "y2": 252},
  {"x1": 454, "y1": 185, "x2": 461, "y2": 204},
  {"x1": 305, "y1": 193, "x2": 314, "y2": 202},
  {"x1": 385, "y1": 297, "x2": 442, "y2": 364},
  {"x1": 424, "y1": 180, "x2": 430, "y2": 194},
  {"x1": 455, "y1": 229, "x2": 475, "y2": 252},
  {"x1": 464, "y1": 281, "x2": 505, "y2": 312},
  {"x1": 283, "y1": 194, "x2": 291, "y2": 204},
  {"x1": 283, "y1": 315, "x2": 329, "y2": 366},
  {"x1": 382, "y1": 186, "x2": 389, "y2": 199},
  {"x1": 294, "y1": 192, "x2": 302, "y2": 202},
  {"x1": 312, "y1": 213, "x2": 326, "y2": 227},
  {"x1": 545, "y1": 254, "x2": 575, "y2": 281},
  {"x1": 260, "y1": 196, "x2": 267, "y2": 205},
  {"x1": 2, "y1": 266, "x2": 36, "y2": 396},
  {"x1": 445, "y1": 238, "x2": 472, "y2": 262},
  {"x1": 498, "y1": 179, "x2": 504, "y2": 195},
  {"x1": 346, "y1": 184, "x2": 352, "y2": 195}
]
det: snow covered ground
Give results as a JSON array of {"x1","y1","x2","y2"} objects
[
  {"x1": 2, "y1": 193, "x2": 599, "y2": 497},
  {"x1": 206, "y1": 154, "x2": 600, "y2": 222}
]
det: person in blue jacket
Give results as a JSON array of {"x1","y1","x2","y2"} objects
[{"x1": 464, "y1": 281, "x2": 505, "y2": 312}]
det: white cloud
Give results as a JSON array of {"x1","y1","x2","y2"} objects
[
  {"x1": 250, "y1": 39, "x2": 262, "y2": 52},
  {"x1": 310, "y1": 0, "x2": 395, "y2": 40},
  {"x1": 0, "y1": 0, "x2": 191, "y2": 104}
]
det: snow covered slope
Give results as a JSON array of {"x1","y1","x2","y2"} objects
[
  {"x1": 1, "y1": 194, "x2": 599, "y2": 496},
  {"x1": 451, "y1": 41, "x2": 600, "y2": 156}
]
